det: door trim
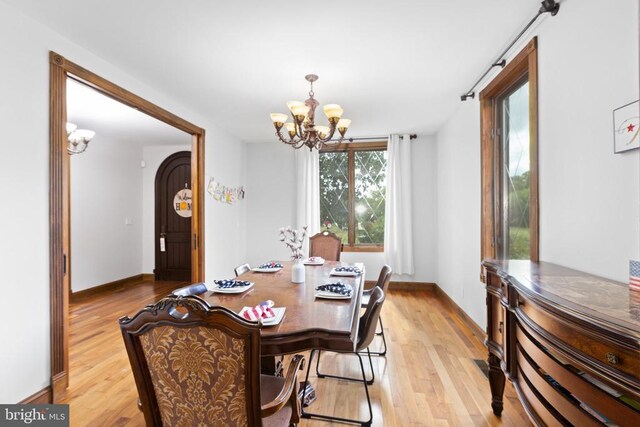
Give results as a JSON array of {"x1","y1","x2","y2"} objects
[{"x1": 49, "y1": 51, "x2": 205, "y2": 401}]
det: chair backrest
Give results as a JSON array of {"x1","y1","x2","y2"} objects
[
  {"x1": 235, "y1": 263, "x2": 251, "y2": 277},
  {"x1": 119, "y1": 295, "x2": 263, "y2": 426},
  {"x1": 375, "y1": 265, "x2": 392, "y2": 294},
  {"x1": 356, "y1": 287, "x2": 386, "y2": 351},
  {"x1": 171, "y1": 282, "x2": 208, "y2": 297},
  {"x1": 309, "y1": 231, "x2": 342, "y2": 261}
]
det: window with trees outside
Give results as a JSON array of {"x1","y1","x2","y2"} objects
[
  {"x1": 480, "y1": 38, "x2": 539, "y2": 262},
  {"x1": 319, "y1": 141, "x2": 387, "y2": 251}
]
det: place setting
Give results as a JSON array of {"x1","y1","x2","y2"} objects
[
  {"x1": 315, "y1": 281, "x2": 353, "y2": 300},
  {"x1": 304, "y1": 256, "x2": 325, "y2": 266},
  {"x1": 210, "y1": 279, "x2": 255, "y2": 294},
  {"x1": 329, "y1": 265, "x2": 362, "y2": 277},
  {"x1": 252, "y1": 262, "x2": 284, "y2": 273},
  {"x1": 239, "y1": 299, "x2": 286, "y2": 326}
]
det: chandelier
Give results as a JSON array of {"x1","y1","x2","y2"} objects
[
  {"x1": 66, "y1": 122, "x2": 95, "y2": 155},
  {"x1": 270, "y1": 74, "x2": 351, "y2": 150}
]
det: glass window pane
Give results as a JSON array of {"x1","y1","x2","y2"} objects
[
  {"x1": 319, "y1": 152, "x2": 349, "y2": 244},
  {"x1": 354, "y1": 150, "x2": 387, "y2": 245},
  {"x1": 502, "y1": 81, "x2": 530, "y2": 259}
]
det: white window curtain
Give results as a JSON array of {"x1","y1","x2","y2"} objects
[
  {"x1": 295, "y1": 148, "x2": 320, "y2": 254},
  {"x1": 384, "y1": 134, "x2": 414, "y2": 275}
]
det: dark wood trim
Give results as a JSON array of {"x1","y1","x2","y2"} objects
[
  {"x1": 49, "y1": 51, "x2": 205, "y2": 403},
  {"x1": 390, "y1": 281, "x2": 436, "y2": 291},
  {"x1": 19, "y1": 386, "x2": 53, "y2": 404},
  {"x1": 142, "y1": 273, "x2": 155, "y2": 281},
  {"x1": 70, "y1": 274, "x2": 145, "y2": 301},
  {"x1": 434, "y1": 285, "x2": 486, "y2": 342},
  {"x1": 480, "y1": 38, "x2": 539, "y2": 262},
  {"x1": 320, "y1": 140, "x2": 387, "y2": 153},
  {"x1": 342, "y1": 245, "x2": 384, "y2": 253}
]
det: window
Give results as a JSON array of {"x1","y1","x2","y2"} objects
[
  {"x1": 481, "y1": 38, "x2": 539, "y2": 261},
  {"x1": 319, "y1": 141, "x2": 387, "y2": 251}
]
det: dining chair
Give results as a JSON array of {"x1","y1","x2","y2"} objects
[
  {"x1": 360, "y1": 264, "x2": 392, "y2": 356},
  {"x1": 235, "y1": 263, "x2": 251, "y2": 277},
  {"x1": 301, "y1": 287, "x2": 385, "y2": 427},
  {"x1": 120, "y1": 295, "x2": 305, "y2": 427},
  {"x1": 308, "y1": 231, "x2": 342, "y2": 261},
  {"x1": 170, "y1": 282, "x2": 208, "y2": 297}
]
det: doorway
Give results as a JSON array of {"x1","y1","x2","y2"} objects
[
  {"x1": 49, "y1": 51, "x2": 205, "y2": 402},
  {"x1": 155, "y1": 151, "x2": 192, "y2": 280}
]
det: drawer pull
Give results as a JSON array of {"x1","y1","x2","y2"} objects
[
  {"x1": 606, "y1": 352, "x2": 620, "y2": 365},
  {"x1": 498, "y1": 321, "x2": 504, "y2": 334}
]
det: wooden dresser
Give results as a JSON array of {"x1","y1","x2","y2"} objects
[{"x1": 481, "y1": 260, "x2": 640, "y2": 426}]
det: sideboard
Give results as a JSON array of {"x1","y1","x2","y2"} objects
[{"x1": 481, "y1": 260, "x2": 640, "y2": 426}]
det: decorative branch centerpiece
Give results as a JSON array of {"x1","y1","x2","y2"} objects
[{"x1": 279, "y1": 226, "x2": 308, "y2": 283}]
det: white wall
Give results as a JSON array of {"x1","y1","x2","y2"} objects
[
  {"x1": 70, "y1": 136, "x2": 143, "y2": 291},
  {"x1": 245, "y1": 136, "x2": 438, "y2": 283},
  {"x1": 141, "y1": 145, "x2": 191, "y2": 274},
  {"x1": 0, "y1": 1, "x2": 246, "y2": 402},
  {"x1": 435, "y1": 0, "x2": 640, "y2": 328}
]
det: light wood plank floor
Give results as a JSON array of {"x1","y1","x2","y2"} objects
[{"x1": 62, "y1": 279, "x2": 529, "y2": 426}]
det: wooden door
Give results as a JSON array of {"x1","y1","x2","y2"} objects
[{"x1": 155, "y1": 151, "x2": 192, "y2": 281}]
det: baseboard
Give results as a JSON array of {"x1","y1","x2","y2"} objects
[
  {"x1": 142, "y1": 273, "x2": 155, "y2": 281},
  {"x1": 434, "y1": 285, "x2": 486, "y2": 342},
  {"x1": 51, "y1": 371, "x2": 68, "y2": 403},
  {"x1": 70, "y1": 273, "x2": 145, "y2": 301},
  {"x1": 19, "y1": 386, "x2": 52, "y2": 404},
  {"x1": 364, "y1": 280, "x2": 436, "y2": 291}
]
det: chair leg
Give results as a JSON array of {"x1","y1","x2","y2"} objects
[
  {"x1": 315, "y1": 348, "x2": 375, "y2": 385},
  {"x1": 359, "y1": 315, "x2": 387, "y2": 357},
  {"x1": 301, "y1": 351, "x2": 373, "y2": 426}
]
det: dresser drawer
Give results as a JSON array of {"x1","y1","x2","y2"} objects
[{"x1": 518, "y1": 294, "x2": 640, "y2": 380}]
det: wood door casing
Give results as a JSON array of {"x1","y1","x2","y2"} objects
[{"x1": 155, "y1": 152, "x2": 192, "y2": 281}]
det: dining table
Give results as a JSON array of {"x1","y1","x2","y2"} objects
[{"x1": 203, "y1": 260, "x2": 365, "y2": 357}]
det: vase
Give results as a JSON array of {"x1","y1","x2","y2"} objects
[{"x1": 292, "y1": 259, "x2": 305, "y2": 283}]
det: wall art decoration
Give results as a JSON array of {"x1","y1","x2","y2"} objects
[
  {"x1": 207, "y1": 177, "x2": 245, "y2": 205},
  {"x1": 613, "y1": 100, "x2": 639, "y2": 153},
  {"x1": 173, "y1": 187, "x2": 192, "y2": 217}
]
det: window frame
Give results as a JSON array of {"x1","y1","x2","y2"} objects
[
  {"x1": 320, "y1": 140, "x2": 387, "y2": 252},
  {"x1": 480, "y1": 37, "x2": 539, "y2": 262}
]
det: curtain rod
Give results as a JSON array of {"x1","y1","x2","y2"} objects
[
  {"x1": 328, "y1": 134, "x2": 417, "y2": 143},
  {"x1": 460, "y1": 0, "x2": 560, "y2": 101}
]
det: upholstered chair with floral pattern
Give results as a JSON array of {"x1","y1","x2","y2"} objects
[{"x1": 120, "y1": 295, "x2": 304, "y2": 426}]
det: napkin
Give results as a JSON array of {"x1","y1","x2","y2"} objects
[
  {"x1": 241, "y1": 300, "x2": 276, "y2": 321},
  {"x1": 214, "y1": 279, "x2": 252, "y2": 288},
  {"x1": 258, "y1": 262, "x2": 283, "y2": 269}
]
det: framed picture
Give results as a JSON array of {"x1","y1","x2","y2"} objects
[{"x1": 613, "y1": 100, "x2": 639, "y2": 153}]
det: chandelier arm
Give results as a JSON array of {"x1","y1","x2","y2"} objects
[{"x1": 275, "y1": 130, "x2": 299, "y2": 145}]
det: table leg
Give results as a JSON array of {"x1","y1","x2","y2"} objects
[
  {"x1": 488, "y1": 353, "x2": 505, "y2": 416},
  {"x1": 261, "y1": 355, "x2": 284, "y2": 376}
]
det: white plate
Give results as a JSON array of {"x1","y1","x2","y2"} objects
[
  {"x1": 252, "y1": 267, "x2": 283, "y2": 273},
  {"x1": 304, "y1": 257, "x2": 325, "y2": 265},
  {"x1": 239, "y1": 307, "x2": 286, "y2": 326},
  {"x1": 330, "y1": 268, "x2": 361, "y2": 277},
  {"x1": 314, "y1": 291, "x2": 353, "y2": 300},
  {"x1": 211, "y1": 282, "x2": 255, "y2": 294}
]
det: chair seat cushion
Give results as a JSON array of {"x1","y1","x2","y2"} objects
[{"x1": 261, "y1": 374, "x2": 293, "y2": 426}]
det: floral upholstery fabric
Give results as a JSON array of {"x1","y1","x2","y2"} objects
[{"x1": 140, "y1": 325, "x2": 247, "y2": 426}]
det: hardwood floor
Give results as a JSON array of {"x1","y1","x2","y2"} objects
[{"x1": 62, "y1": 280, "x2": 529, "y2": 426}]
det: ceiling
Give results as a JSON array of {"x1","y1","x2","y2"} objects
[
  {"x1": 6, "y1": 0, "x2": 539, "y2": 143},
  {"x1": 67, "y1": 78, "x2": 190, "y2": 147}
]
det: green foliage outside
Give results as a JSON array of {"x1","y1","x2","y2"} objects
[
  {"x1": 508, "y1": 170, "x2": 530, "y2": 259},
  {"x1": 319, "y1": 150, "x2": 387, "y2": 245}
]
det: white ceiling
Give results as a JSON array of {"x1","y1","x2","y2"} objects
[
  {"x1": 7, "y1": 0, "x2": 539, "y2": 142},
  {"x1": 67, "y1": 78, "x2": 190, "y2": 147}
]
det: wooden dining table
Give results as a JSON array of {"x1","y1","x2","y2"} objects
[{"x1": 203, "y1": 261, "x2": 365, "y2": 357}]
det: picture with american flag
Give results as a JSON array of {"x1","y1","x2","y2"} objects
[{"x1": 630, "y1": 260, "x2": 640, "y2": 292}]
